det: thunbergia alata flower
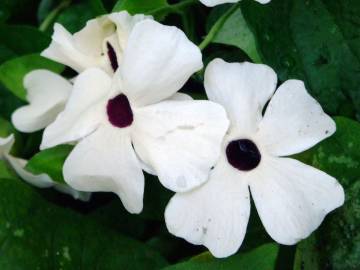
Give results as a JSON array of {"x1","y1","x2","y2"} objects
[
  {"x1": 165, "y1": 59, "x2": 345, "y2": 258},
  {"x1": 0, "y1": 134, "x2": 90, "y2": 201},
  {"x1": 200, "y1": 0, "x2": 270, "y2": 7},
  {"x1": 40, "y1": 21, "x2": 229, "y2": 214},
  {"x1": 12, "y1": 11, "x2": 150, "y2": 133}
]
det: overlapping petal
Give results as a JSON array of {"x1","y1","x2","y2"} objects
[
  {"x1": 119, "y1": 20, "x2": 203, "y2": 106},
  {"x1": 63, "y1": 126, "x2": 144, "y2": 213},
  {"x1": 42, "y1": 21, "x2": 109, "y2": 73},
  {"x1": 165, "y1": 157, "x2": 250, "y2": 258},
  {"x1": 132, "y1": 100, "x2": 229, "y2": 192},
  {"x1": 12, "y1": 70, "x2": 71, "y2": 133},
  {"x1": 42, "y1": 11, "x2": 149, "y2": 73},
  {"x1": 249, "y1": 156, "x2": 344, "y2": 245},
  {"x1": 205, "y1": 59, "x2": 277, "y2": 136},
  {"x1": 108, "y1": 12, "x2": 152, "y2": 51},
  {"x1": 41, "y1": 68, "x2": 111, "y2": 149}
]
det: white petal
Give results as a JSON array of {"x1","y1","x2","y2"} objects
[
  {"x1": 135, "y1": 93, "x2": 193, "y2": 175},
  {"x1": 199, "y1": 0, "x2": 239, "y2": 7},
  {"x1": 42, "y1": 21, "x2": 113, "y2": 73},
  {"x1": 12, "y1": 70, "x2": 71, "y2": 133},
  {"x1": 204, "y1": 59, "x2": 277, "y2": 136},
  {"x1": 119, "y1": 19, "x2": 203, "y2": 106},
  {"x1": 168, "y1": 93, "x2": 193, "y2": 101},
  {"x1": 63, "y1": 126, "x2": 144, "y2": 214},
  {"x1": 108, "y1": 11, "x2": 152, "y2": 51},
  {"x1": 165, "y1": 157, "x2": 250, "y2": 258},
  {"x1": 132, "y1": 100, "x2": 229, "y2": 192},
  {"x1": 256, "y1": 80, "x2": 336, "y2": 156},
  {"x1": 199, "y1": 0, "x2": 270, "y2": 7},
  {"x1": 0, "y1": 135, "x2": 90, "y2": 200},
  {"x1": 6, "y1": 156, "x2": 54, "y2": 188},
  {"x1": 249, "y1": 156, "x2": 344, "y2": 245},
  {"x1": 53, "y1": 183, "x2": 91, "y2": 201},
  {"x1": 41, "y1": 68, "x2": 111, "y2": 149}
]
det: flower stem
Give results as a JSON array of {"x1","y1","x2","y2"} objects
[
  {"x1": 39, "y1": 0, "x2": 71, "y2": 32},
  {"x1": 198, "y1": 3, "x2": 240, "y2": 51},
  {"x1": 152, "y1": 0, "x2": 197, "y2": 17}
]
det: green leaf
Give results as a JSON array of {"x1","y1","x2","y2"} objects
[
  {"x1": 0, "y1": 54, "x2": 64, "y2": 100},
  {"x1": 0, "y1": 177, "x2": 168, "y2": 269},
  {"x1": 0, "y1": 0, "x2": 39, "y2": 22},
  {"x1": 25, "y1": 145, "x2": 73, "y2": 184},
  {"x1": 294, "y1": 117, "x2": 360, "y2": 269},
  {"x1": 206, "y1": 5, "x2": 261, "y2": 62},
  {"x1": 163, "y1": 243, "x2": 279, "y2": 270},
  {"x1": 0, "y1": 25, "x2": 50, "y2": 63},
  {"x1": 0, "y1": 161, "x2": 15, "y2": 179},
  {"x1": 112, "y1": 0, "x2": 196, "y2": 21},
  {"x1": 0, "y1": 84, "x2": 24, "y2": 120},
  {"x1": 113, "y1": 0, "x2": 169, "y2": 18},
  {"x1": 293, "y1": 234, "x2": 320, "y2": 270},
  {"x1": 241, "y1": 0, "x2": 360, "y2": 118},
  {"x1": 90, "y1": 0, "x2": 108, "y2": 15},
  {"x1": 56, "y1": 3, "x2": 95, "y2": 33}
]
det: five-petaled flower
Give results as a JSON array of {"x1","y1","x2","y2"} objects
[
  {"x1": 165, "y1": 59, "x2": 345, "y2": 258},
  {"x1": 40, "y1": 21, "x2": 229, "y2": 214},
  {"x1": 12, "y1": 11, "x2": 151, "y2": 133}
]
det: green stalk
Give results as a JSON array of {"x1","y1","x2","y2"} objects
[
  {"x1": 39, "y1": 0, "x2": 71, "y2": 32},
  {"x1": 198, "y1": 2, "x2": 240, "y2": 51}
]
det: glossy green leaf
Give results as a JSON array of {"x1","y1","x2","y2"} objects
[
  {"x1": 56, "y1": 3, "x2": 95, "y2": 33},
  {"x1": 163, "y1": 243, "x2": 279, "y2": 270},
  {"x1": 207, "y1": 5, "x2": 261, "y2": 62},
  {"x1": 25, "y1": 145, "x2": 73, "y2": 184},
  {"x1": 293, "y1": 235, "x2": 320, "y2": 270},
  {"x1": 241, "y1": 0, "x2": 360, "y2": 118},
  {"x1": 0, "y1": 177, "x2": 168, "y2": 269},
  {"x1": 113, "y1": 0, "x2": 169, "y2": 16},
  {"x1": 112, "y1": 0, "x2": 195, "y2": 21},
  {"x1": 0, "y1": 54, "x2": 64, "y2": 100},
  {"x1": 90, "y1": 0, "x2": 107, "y2": 15},
  {"x1": 0, "y1": 25, "x2": 50, "y2": 63},
  {"x1": 294, "y1": 117, "x2": 360, "y2": 269}
]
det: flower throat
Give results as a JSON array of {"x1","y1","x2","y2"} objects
[{"x1": 107, "y1": 94, "x2": 133, "y2": 128}]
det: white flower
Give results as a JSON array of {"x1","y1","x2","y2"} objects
[
  {"x1": 200, "y1": 0, "x2": 270, "y2": 7},
  {"x1": 40, "y1": 21, "x2": 229, "y2": 214},
  {"x1": 12, "y1": 12, "x2": 151, "y2": 134},
  {"x1": 42, "y1": 11, "x2": 151, "y2": 74},
  {"x1": 165, "y1": 59, "x2": 345, "y2": 258},
  {"x1": 0, "y1": 134, "x2": 90, "y2": 201},
  {"x1": 12, "y1": 70, "x2": 72, "y2": 133}
]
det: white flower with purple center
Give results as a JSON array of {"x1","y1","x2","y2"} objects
[
  {"x1": 200, "y1": 0, "x2": 270, "y2": 7},
  {"x1": 40, "y1": 21, "x2": 229, "y2": 214},
  {"x1": 12, "y1": 11, "x2": 150, "y2": 133},
  {"x1": 165, "y1": 59, "x2": 345, "y2": 258}
]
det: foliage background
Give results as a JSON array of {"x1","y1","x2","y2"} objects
[{"x1": 0, "y1": 0, "x2": 359, "y2": 269}]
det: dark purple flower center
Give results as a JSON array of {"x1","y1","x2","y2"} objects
[
  {"x1": 107, "y1": 94, "x2": 133, "y2": 128},
  {"x1": 226, "y1": 139, "x2": 261, "y2": 171},
  {"x1": 106, "y1": 42, "x2": 118, "y2": 72}
]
